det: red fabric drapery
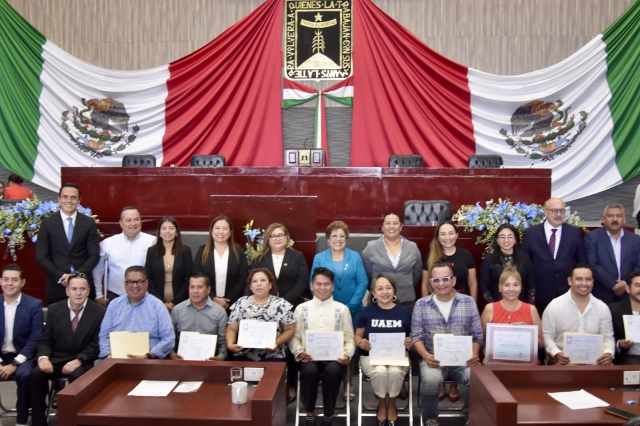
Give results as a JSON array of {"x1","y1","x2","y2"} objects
[
  {"x1": 162, "y1": 0, "x2": 284, "y2": 166},
  {"x1": 350, "y1": 0, "x2": 475, "y2": 167}
]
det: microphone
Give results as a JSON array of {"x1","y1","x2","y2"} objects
[{"x1": 274, "y1": 187, "x2": 287, "y2": 196}]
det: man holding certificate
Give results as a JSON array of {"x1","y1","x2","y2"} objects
[
  {"x1": 609, "y1": 271, "x2": 640, "y2": 364},
  {"x1": 542, "y1": 263, "x2": 615, "y2": 365},
  {"x1": 411, "y1": 262, "x2": 483, "y2": 426},
  {"x1": 169, "y1": 273, "x2": 228, "y2": 360},
  {"x1": 98, "y1": 266, "x2": 175, "y2": 359},
  {"x1": 289, "y1": 267, "x2": 355, "y2": 426}
]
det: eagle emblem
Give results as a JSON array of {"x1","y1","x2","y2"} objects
[
  {"x1": 61, "y1": 97, "x2": 139, "y2": 158},
  {"x1": 499, "y1": 100, "x2": 588, "y2": 161}
]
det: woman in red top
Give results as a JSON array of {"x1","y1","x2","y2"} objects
[
  {"x1": 4, "y1": 174, "x2": 33, "y2": 200},
  {"x1": 481, "y1": 267, "x2": 543, "y2": 349}
]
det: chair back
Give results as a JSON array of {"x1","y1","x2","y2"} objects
[
  {"x1": 404, "y1": 200, "x2": 451, "y2": 225},
  {"x1": 190, "y1": 155, "x2": 226, "y2": 167},
  {"x1": 389, "y1": 155, "x2": 424, "y2": 168},
  {"x1": 122, "y1": 154, "x2": 156, "y2": 167},
  {"x1": 468, "y1": 154, "x2": 503, "y2": 168}
]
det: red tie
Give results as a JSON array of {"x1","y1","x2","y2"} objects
[
  {"x1": 549, "y1": 228, "x2": 557, "y2": 257},
  {"x1": 71, "y1": 306, "x2": 83, "y2": 334}
]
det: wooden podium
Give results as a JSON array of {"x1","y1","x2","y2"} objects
[
  {"x1": 57, "y1": 359, "x2": 286, "y2": 426},
  {"x1": 470, "y1": 365, "x2": 640, "y2": 425}
]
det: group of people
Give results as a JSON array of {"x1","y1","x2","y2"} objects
[
  {"x1": 0, "y1": 174, "x2": 33, "y2": 201},
  {"x1": 1, "y1": 182, "x2": 637, "y2": 426}
]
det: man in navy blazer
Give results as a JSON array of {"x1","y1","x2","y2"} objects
[
  {"x1": 585, "y1": 203, "x2": 640, "y2": 304},
  {"x1": 0, "y1": 264, "x2": 44, "y2": 426},
  {"x1": 36, "y1": 183, "x2": 100, "y2": 304},
  {"x1": 522, "y1": 197, "x2": 587, "y2": 315}
]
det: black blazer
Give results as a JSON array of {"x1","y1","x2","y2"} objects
[
  {"x1": 480, "y1": 251, "x2": 536, "y2": 304},
  {"x1": 193, "y1": 244, "x2": 248, "y2": 306},
  {"x1": 145, "y1": 246, "x2": 193, "y2": 305},
  {"x1": 522, "y1": 222, "x2": 587, "y2": 313},
  {"x1": 35, "y1": 211, "x2": 100, "y2": 303},
  {"x1": 36, "y1": 299, "x2": 106, "y2": 365},
  {"x1": 249, "y1": 248, "x2": 308, "y2": 307},
  {"x1": 610, "y1": 298, "x2": 633, "y2": 365}
]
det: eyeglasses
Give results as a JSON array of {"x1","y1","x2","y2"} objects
[
  {"x1": 125, "y1": 279, "x2": 147, "y2": 287},
  {"x1": 330, "y1": 234, "x2": 346, "y2": 240},
  {"x1": 429, "y1": 276, "x2": 454, "y2": 285},
  {"x1": 269, "y1": 233, "x2": 287, "y2": 240},
  {"x1": 545, "y1": 208, "x2": 566, "y2": 215},
  {"x1": 69, "y1": 272, "x2": 87, "y2": 279},
  {"x1": 498, "y1": 235, "x2": 515, "y2": 240}
]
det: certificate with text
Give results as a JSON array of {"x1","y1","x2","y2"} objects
[
  {"x1": 486, "y1": 323, "x2": 538, "y2": 365},
  {"x1": 177, "y1": 332, "x2": 218, "y2": 360},
  {"x1": 369, "y1": 332, "x2": 408, "y2": 366},
  {"x1": 237, "y1": 320, "x2": 277, "y2": 349},
  {"x1": 563, "y1": 333, "x2": 603, "y2": 365},
  {"x1": 433, "y1": 334, "x2": 472, "y2": 366},
  {"x1": 306, "y1": 331, "x2": 344, "y2": 361},
  {"x1": 623, "y1": 315, "x2": 640, "y2": 342}
]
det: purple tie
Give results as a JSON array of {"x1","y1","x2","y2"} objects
[
  {"x1": 549, "y1": 228, "x2": 557, "y2": 257},
  {"x1": 71, "y1": 306, "x2": 83, "y2": 334}
]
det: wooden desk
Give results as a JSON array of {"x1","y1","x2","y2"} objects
[
  {"x1": 57, "y1": 359, "x2": 286, "y2": 426},
  {"x1": 470, "y1": 366, "x2": 640, "y2": 425}
]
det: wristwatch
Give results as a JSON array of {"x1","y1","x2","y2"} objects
[{"x1": 10, "y1": 360, "x2": 19, "y2": 367}]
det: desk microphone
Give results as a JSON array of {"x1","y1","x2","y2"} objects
[{"x1": 274, "y1": 187, "x2": 287, "y2": 196}]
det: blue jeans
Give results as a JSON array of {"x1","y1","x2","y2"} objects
[{"x1": 419, "y1": 359, "x2": 469, "y2": 420}]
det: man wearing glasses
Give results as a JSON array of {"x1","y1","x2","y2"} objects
[
  {"x1": 412, "y1": 262, "x2": 483, "y2": 426},
  {"x1": 29, "y1": 272, "x2": 105, "y2": 426},
  {"x1": 522, "y1": 197, "x2": 587, "y2": 315},
  {"x1": 98, "y1": 266, "x2": 174, "y2": 359},
  {"x1": 585, "y1": 203, "x2": 640, "y2": 304}
]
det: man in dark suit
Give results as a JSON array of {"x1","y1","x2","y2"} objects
[
  {"x1": 609, "y1": 271, "x2": 640, "y2": 365},
  {"x1": 0, "y1": 264, "x2": 44, "y2": 426},
  {"x1": 586, "y1": 203, "x2": 640, "y2": 304},
  {"x1": 29, "y1": 272, "x2": 106, "y2": 426},
  {"x1": 36, "y1": 182, "x2": 100, "y2": 303},
  {"x1": 522, "y1": 197, "x2": 587, "y2": 315}
]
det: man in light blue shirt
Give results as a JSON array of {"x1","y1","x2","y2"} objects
[{"x1": 98, "y1": 266, "x2": 174, "y2": 359}]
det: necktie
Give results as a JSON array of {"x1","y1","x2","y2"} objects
[
  {"x1": 67, "y1": 217, "x2": 74, "y2": 244},
  {"x1": 71, "y1": 306, "x2": 83, "y2": 334},
  {"x1": 549, "y1": 228, "x2": 557, "y2": 257}
]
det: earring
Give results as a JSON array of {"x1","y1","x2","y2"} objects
[
  {"x1": 392, "y1": 296, "x2": 397, "y2": 302},
  {"x1": 372, "y1": 297, "x2": 378, "y2": 303}
]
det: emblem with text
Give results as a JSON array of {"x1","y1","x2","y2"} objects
[{"x1": 285, "y1": 0, "x2": 352, "y2": 81}]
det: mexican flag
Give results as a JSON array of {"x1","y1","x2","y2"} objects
[
  {"x1": 0, "y1": 0, "x2": 284, "y2": 192},
  {"x1": 350, "y1": 0, "x2": 640, "y2": 201}
]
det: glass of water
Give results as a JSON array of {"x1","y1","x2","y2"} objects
[{"x1": 230, "y1": 367, "x2": 243, "y2": 383}]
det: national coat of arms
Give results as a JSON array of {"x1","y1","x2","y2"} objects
[
  {"x1": 500, "y1": 100, "x2": 588, "y2": 161},
  {"x1": 61, "y1": 97, "x2": 139, "y2": 158}
]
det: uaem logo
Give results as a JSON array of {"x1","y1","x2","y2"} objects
[{"x1": 285, "y1": 0, "x2": 352, "y2": 81}]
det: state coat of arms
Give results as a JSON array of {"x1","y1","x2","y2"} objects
[
  {"x1": 500, "y1": 100, "x2": 588, "y2": 161},
  {"x1": 61, "y1": 97, "x2": 139, "y2": 158}
]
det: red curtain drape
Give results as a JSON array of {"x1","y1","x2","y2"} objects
[
  {"x1": 162, "y1": 0, "x2": 284, "y2": 166},
  {"x1": 350, "y1": 0, "x2": 476, "y2": 167}
]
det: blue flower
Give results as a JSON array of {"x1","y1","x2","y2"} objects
[
  {"x1": 244, "y1": 229, "x2": 260, "y2": 241},
  {"x1": 3, "y1": 229, "x2": 10, "y2": 236},
  {"x1": 466, "y1": 212, "x2": 478, "y2": 223},
  {"x1": 83, "y1": 208, "x2": 92, "y2": 216},
  {"x1": 478, "y1": 224, "x2": 485, "y2": 231},
  {"x1": 31, "y1": 236, "x2": 37, "y2": 243},
  {"x1": 34, "y1": 209, "x2": 44, "y2": 216},
  {"x1": 29, "y1": 224, "x2": 37, "y2": 230},
  {"x1": 14, "y1": 205, "x2": 22, "y2": 212},
  {"x1": 23, "y1": 210, "x2": 31, "y2": 216}
]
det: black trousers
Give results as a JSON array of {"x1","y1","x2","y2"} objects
[
  {"x1": 299, "y1": 361, "x2": 344, "y2": 416},
  {"x1": 1, "y1": 352, "x2": 32, "y2": 425},
  {"x1": 29, "y1": 360, "x2": 92, "y2": 426}
]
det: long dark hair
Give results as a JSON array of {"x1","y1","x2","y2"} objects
[
  {"x1": 490, "y1": 223, "x2": 525, "y2": 264},
  {"x1": 150, "y1": 216, "x2": 185, "y2": 256},
  {"x1": 201, "y1": 216, "x2": 240, "y2": 263}
]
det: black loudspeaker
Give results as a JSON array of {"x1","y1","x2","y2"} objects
[{"x1": 389, "y1": 155, "x2": 424, "y2": 168}]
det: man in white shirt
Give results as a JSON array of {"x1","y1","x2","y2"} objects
[
  {"x1": 92, "y1": 206, "x2": 156, "y2": 306},
  {"x1": 289, "y1": 267, "x2": 354, "y2": 426},
  {"x1": 542, "y1": 263, "x2": 615, "y2": 365},
  {"x1": 0, "y1": 264, "x2": 44, "y2": 426}
]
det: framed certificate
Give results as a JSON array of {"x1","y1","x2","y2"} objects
[{"x1": 485, "y1": 323, "x2": 538, "y2": 365}]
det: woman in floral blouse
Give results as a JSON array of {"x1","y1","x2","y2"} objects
[{"x1": 226, "y1": 268, "x2": 296, "y2": 361}]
